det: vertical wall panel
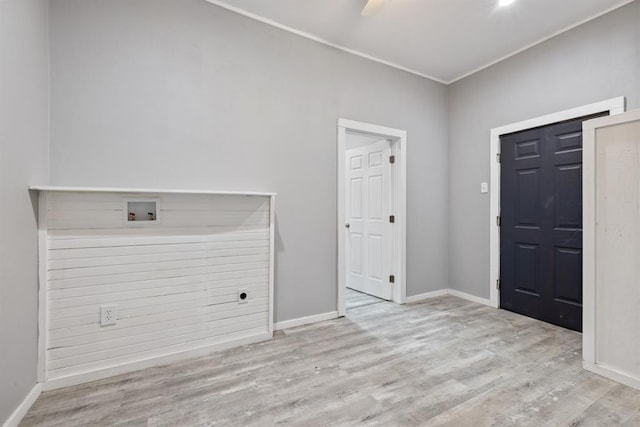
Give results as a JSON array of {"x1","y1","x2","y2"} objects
[{"x1": 594, "y1": 121, "x2": 640, "y2": 381}]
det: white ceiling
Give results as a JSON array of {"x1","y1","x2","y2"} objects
[{"x1": 206, "y1": 0, "x2": 635, "y2": 83}]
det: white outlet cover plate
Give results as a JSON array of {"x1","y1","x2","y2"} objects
[
  {"x1": 100, "y1": 304, "x2": 118, "y2": 326},
  {"x1": 481, "y1": 182, "x2": 489, "y2": 193}
]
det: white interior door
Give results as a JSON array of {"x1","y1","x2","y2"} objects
[{"x1": 345, "y1": 139, "x2": 393, "y2": 300}]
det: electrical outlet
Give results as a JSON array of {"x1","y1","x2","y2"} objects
[
  {"x1": 238, "y1": 288, "x2": 249, "y2": 304},
  {"x1": 100, "y1": 304, "x2": 118, "y2": 326}
]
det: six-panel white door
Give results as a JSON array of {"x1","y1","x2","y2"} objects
[{"x1": 345, "y1": 140, "x2": 393, "y2": 300}]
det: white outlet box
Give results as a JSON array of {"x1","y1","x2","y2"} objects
[
  {"x1": 238, "y1": 288, "x2": 249, "y2": 304},
  {"x1": 100, "y1": 304, "x2": 118, "y2": 326}
]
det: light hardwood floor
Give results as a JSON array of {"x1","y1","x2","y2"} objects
[{"x1": 21, "y1": 291, "x2": 640, "y2": 426}]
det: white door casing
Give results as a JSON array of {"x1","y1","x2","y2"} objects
[
  {"x1": 337, "y1": 118, "x2": 407, "y2": 317},
  {"x1": 345, "y1": 140, "x2": 393, "y2": 300},
  {"x1": 488, "y1": 97, "x2": 626, "y2": 309}
]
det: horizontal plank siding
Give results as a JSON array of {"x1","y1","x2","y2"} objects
[
  {"x1": 49, "y1": 300, "x2": 268, "y2": 340},
  {"x1": 49, "y1": 310, "x2": 269, "y2": 349},
  {"x1": 49, "y1": 264, "x2": 269, "y2": 289},
  {"x1": 47, "y1": 318, "x2": 268, "y2": 370},
  {"x1": 48, "y1": 213, "x2": 269, "y2": 230},
  {"x1": 44, "y1": 191, "x2": 273, "y2": 381},
  {"x1": 48, "y1": 282, "x2": 269, "y2": 311},
  {"x1": 49, "y1": 296, "x2": 270, "y2": 330},
  {"x1": 48, "y1": 240, "x2": 269, "y2": 260},
  {"x1": 48, "y1": 273, "x2": 267, "y2": 300},
  {"x1": 48, "y1": 314, "x2": 268, "y2": 362},
  {"x1": 46, "y1": 329, "x2": 266, "y2": 380},
  {"x1": 48, "y1": 229, "x2": 269, "y2": 247},
  {"x1": 48, "y1": 254, "x2": 269, "y2": 280}
]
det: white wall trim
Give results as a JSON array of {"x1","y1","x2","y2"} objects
[
  {"x1": 405, "y1": 289, "x2": 448, "y2": 303},
  {"x1": 29, "y1": 186, "x2": 276, "y2": 197},
  {"x1": 36, "y1": 190, "x2": 47, "y2": 382},
  {"x1": 447, "y1": 289, "x2": 493, "y2": 307},
  {"x1": 584, "y1": 361, "x2": 640, "y2": 391},
  {"x1": 2, "y1": 383, "x2": 41, "y2": 427},
  {"x1": 41, "y1": 332, "x2": 271, "y2": 391},
  {"x1": 488, "y1": 97, "x2": 626, "y2": 310},
  {"x1": 337, "y1": 119, "x2": 407, "y2": 317},
  {"x1": 203, "y1": 0, "x2": 447, "y2": 85},
  {"x1": 582, "y1": 118, "x2": 596, "y2": 365},
  {"x1": 274, "y1": 311, "x2": 339, "y2": 330},
  {"x1": 268, "y1": 195, "x2": 276, "y2": 334},
  {"x1": 338, "y1": 119, "x2": 408, "y2": 139}
]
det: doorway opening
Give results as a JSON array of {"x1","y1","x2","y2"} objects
[
  {"x1": 488, "y1": 97, "x2": 626, "y2": 330},
  {"x1": 337, "y1": 119, "x2": 407, "y2": 317}
]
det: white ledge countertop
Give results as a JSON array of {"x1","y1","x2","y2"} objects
[{"x1": 29, "y1": 186, "x2": 276, "y2": 197}]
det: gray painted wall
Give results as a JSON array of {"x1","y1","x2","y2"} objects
[
  {"x1": 0, "y1": 0, "x2": 49, "y2": 423},
  {"x1": 448, "y1": 1, "x2": 640, "y2": 299},
  {"x1": 49, "y1": 0, "x2": 450, "y2": 322},
  {"x1": 3, "y1": 1, "x2": 640, "y2": 419}
]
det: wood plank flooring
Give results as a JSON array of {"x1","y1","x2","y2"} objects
[{"x1": 21, "y1": 291, "x2": 640, "y2": 426}]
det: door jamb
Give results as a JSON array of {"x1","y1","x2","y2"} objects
[
  {"x1": 337, "y1": 118, "x2": 407, "y2": 317},
  {"x1": 489, "y1": 97, "x2": 626, "y2": 309}
]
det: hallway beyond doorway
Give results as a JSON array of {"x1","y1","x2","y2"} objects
[{"x1": 346, "y1": 288, "x2": 387, "y2": 311}]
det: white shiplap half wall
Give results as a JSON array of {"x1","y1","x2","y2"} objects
[{"x1": 44, "y1": 191, "x2": 273, "y2": 381}]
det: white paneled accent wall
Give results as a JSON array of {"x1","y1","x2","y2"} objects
[{"x1": 33, "y1": 188, "x2": 275, "y2": 385}]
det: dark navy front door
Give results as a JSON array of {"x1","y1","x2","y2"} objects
[{"x1": 499, "y1": 113, "x2": 606, "y2": 332}]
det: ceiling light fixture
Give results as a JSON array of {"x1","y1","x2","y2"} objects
[
  {"x1": 499, "y1": 0, "x2": 515, "y2": 6},
  {"x1": 361, "y1": 0, "x2": 385, "y2": 17}
]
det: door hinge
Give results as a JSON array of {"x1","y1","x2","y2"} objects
[
  {"x1": 496, "y1": 279, "x2": 501, "y2": 290},
  {"x1": 389, "y1": 155, "x2": 395, "y2": 164},
  {"x1": 389, "y1": 215, "x2": 395, "y2": 223},
  {"x1": 389, "y1": 275, "x2": 395, "y2": 284},
  {"x1": 496, "y1": 216, "x2": 501, "y2": 227},
  {"x1": 496, "y1": 153, "x2": 501, "y2": 163}
]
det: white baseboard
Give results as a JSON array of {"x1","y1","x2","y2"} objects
[
  {"x1": 405, "y1": 289, "x2": 448, "y2": 303},
  {"x1": 3, "y1": 383, "x2": 41, "y2": 427},
  {"x1": 447, "y1": 289, "x2": 493, "y2": 307},
  {"x1": 42, "y1": 332, "x2": 272, "y2": 391},
  {"x1": 583, "y1": 361, "x2": 640, "y2": 391},
  {"x1": 275, "y1": 311, "x2": 339, "y2": 330}
]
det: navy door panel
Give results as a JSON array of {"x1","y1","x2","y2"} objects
[{"x1": 499, "y1": 113, "x2": 607, "y2": 332}]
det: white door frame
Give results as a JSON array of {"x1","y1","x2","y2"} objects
[
  {"x1": 488, "y1": 97, "x2": 626, "y2": 309},
  {"x1": 337, "y1": 118, "x2": 407, "y2": 316}
]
